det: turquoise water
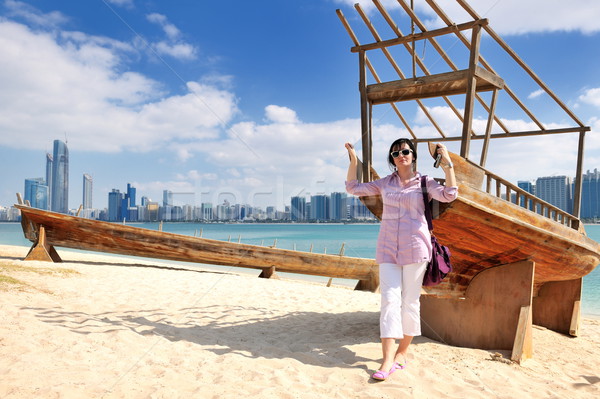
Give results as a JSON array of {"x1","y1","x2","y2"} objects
[{"x1": 1, "y1": 222, "x2": 599, "y2": 317}]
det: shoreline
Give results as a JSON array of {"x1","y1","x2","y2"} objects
[{"x1": 1, "y1": 244, "x2": 600, "y2": 398}]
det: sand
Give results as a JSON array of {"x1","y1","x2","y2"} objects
[{"x1": 0, "y1": 244, "x2": 598, "y2": 398}]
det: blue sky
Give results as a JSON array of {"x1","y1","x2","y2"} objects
[{"x1": 1, "y1": 0, "x2": 599, "y2": 210}]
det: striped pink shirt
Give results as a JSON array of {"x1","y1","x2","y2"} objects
[{"x1": 346, "y1": 172, "x2": 458, "y2": 265}]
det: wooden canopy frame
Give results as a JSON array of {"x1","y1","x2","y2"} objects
[{"x1": 336, "y1": 0, "x2": 591, "y2": 218}]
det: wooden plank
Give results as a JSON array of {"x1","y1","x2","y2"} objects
[
  {"x1": 366, "y1": 67, "x2": 503, "y2": 104},
  {"x1": 511, "y1": 305, "x2": 533, "y2": 363},
  {"x1": 351, "y1": 19, "x2": 488, "y2": 53},
  {"x1": 460, "y1": 23, "x2": 482, "y2": 159},
  {"x1": 413, "y1": 126, "x2": 590, "y2": 143}
]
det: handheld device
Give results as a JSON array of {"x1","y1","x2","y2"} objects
[{"x1": 433, "y1": 153, "x2": 442, "y2": 168}]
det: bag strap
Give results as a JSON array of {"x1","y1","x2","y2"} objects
[{"x1": 420, "y1": 175, "x2": 434, "y2": 232}]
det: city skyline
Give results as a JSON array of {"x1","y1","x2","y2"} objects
[{"x1": 1, "y1": 1, "x2": 600, "y2": 210}]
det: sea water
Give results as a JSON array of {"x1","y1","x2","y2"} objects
[{"x1": 1, "y1": 222, "x2": 599, "y2": 317}]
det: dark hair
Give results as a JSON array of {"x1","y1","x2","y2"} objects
[{"x1": 387, "y1": 138, "x2": 417, "y2": 170}]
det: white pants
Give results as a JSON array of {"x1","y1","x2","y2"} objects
[{"x1": 379, "y1": 261, "x2": 428, "y2": 338}]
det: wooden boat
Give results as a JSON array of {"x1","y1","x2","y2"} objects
[
  {"x1": 15, "y1": 203, "x2": 379, "y2": 292},
  {"x1": 336, "y1": 0, "x2": 600, "y2": 361}
]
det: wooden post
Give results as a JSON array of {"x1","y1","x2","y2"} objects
[
  {"x1": 258, "y1": 266, "x2": 280, "y2": 280},
  {"x1": 421, "y1": 260, "x2": 535, "y2": 363},
  {"x1": 480, "y1": 89, "x2": 498, "y2": 167},
  {"x1": 359, "y1": 50, "x2": 372, "y2": 182},
  {"x1": 572, "y1": 131, "x2": 585, "y2": 218},
  {"x1": 460, "y1": 24, "x2": 482, "y2": 159},
  {"x1": 24, "y1": 225, "x2": 63, "y2": 263}
]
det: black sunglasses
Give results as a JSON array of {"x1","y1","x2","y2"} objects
[{"x1": 390, "y1": 149, "x2": 412, "y2": 158}]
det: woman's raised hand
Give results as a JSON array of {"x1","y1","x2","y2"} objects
[{"x1": 345, "y1": 142, "x2": 358, "y2": 163}]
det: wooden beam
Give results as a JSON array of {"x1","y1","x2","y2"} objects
[
  {"x1": 460, "y1": 24, "x2": 482, "y2": 159},
  {"x1": 413, "y1": 126, "x2": 591, "y2": 143},
  {"x1": 351, "y1": 19, "x2": 488, "y2": 53},
  {"x1": 480, "y1": 89, "x2": 498, "y2": 167},
  {"x1": 572, "y1": 131, "x2": 585, "y2": 218},
  {"x1": 366, "y1": 68, "x2": 502, "y2": 104},
  {"x1": 359, "y1": 50, "x2": 372, "y2": 182}
]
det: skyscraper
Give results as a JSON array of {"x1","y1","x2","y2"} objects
[
  {"x1": 45, "y1": 152, "x2": 53, "y2": 208},
  {"x1": 83, "y1": 174, "x2": 93, "y2": 209},
  {"x1": 50, "y1": 140, "x2": 69, "y2": 213},
  {"x1": 108, "y1": 189, "x2": 123, "y2": 222},
  {"x1": 310, "y1": 195, "x2": 329, "y2": 221},
  {"x1": 535, "y1": 176, "x2": 571, "y2": 213},
  {"x1": 329, "y1": 192, "x2": 348, "y2": 221},
  {"x1": 127, "y1": 183, "x2": 136, "y2": 208},
  {"x1": 290, "y1": 196, "x2": 306, "y2": 221},
  {"x1": 163, "y1": 190, "x2": 173, "y2": 207},
  {"x1": 24, "y1": 178, "x2": 48, "y2": 210},
  {"x1": 581, "y1": 169, "x2": 600, "y2": 220}
]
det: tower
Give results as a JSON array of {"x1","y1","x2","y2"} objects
[
  {"x1": 45, "y1": 152, "x2": 53, "y2": 209},
  {"x1": 83, "y1": 174, "x2": 93, "y2": 209},
  {"x1": 50, "y1": 140, "x2": 69, "y2": 213}
]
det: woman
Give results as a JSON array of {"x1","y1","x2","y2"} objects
[{"x1": 344, "y1": 138, "x2": 457, "y2": 381}]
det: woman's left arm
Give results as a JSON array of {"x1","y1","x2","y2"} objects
[{"x1": 436, "y1": 143, "x2": 457, "y2": 187}]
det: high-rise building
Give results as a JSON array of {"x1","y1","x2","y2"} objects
[
  {"x1": 50, "y1": 140, "x2": 69, "y2": 214},
  {"x1": 163, "y1": 190, "x2": 173, "y2": 207},
  {"x1": 581, "y1": 169, "x2": 600, "y2": 220},
  {"x1": 127, "y1": 183, "x2": 136, "y2": 208},
  {"x1": 517, "y1": 180, "x2": 535, "y2": 211},
  {"x1": 45, "y1": 152, "x2": 53, "y2": 208},
  {"x1": 310, "y1": 195, "x2": 330, "y2": 221},
  {"x1": 290, "y1": 196, "x2": 306, "y2": 221},
  {"x1": 329, "y1": 192, "x2": 348, "y2": 221},
  {"x1": 83, "y1": 174, "x2": 93, "y2": 209},
  {"x1": 108, "y1": 189, "x2": 123, "y2": 222},
  {"x1": 535, "y1": 176, "x2": 572, "y2": 213},
  {"x1": 24, "y1": 178, "x2": 48, "y2": 210}
]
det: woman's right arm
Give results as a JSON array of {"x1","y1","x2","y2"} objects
[
  {"x1": 344, "y1": 142, "x2": 381, "y2": 196},
  {"x1": 345, "y1": 142, "x2": 359, "y2": 182}
]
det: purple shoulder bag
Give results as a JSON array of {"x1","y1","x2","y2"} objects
[{"x1": 420, "y1": 176, "x2": 453, "y2": 286}]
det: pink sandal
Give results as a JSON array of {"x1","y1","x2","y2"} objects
[{"x1": 372, "y1": 364, "x2": 398, "y2": 381}]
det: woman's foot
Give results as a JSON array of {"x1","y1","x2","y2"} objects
[
  {"x1": 394, "y1": 355, "x2": 408, "y2": 369},
  {"x1": 372, "y1": 364, "x2": 397, "y2": 381}
]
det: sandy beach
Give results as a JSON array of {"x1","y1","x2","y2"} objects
[{"x1": 1, "y1": 244, "x2": 599, "y2": 398}]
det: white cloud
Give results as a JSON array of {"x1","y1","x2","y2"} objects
[
  {"x1": 3, "y1": 0, "x2": 68, "y2": 28},
  {"x1": 146, "y1": 13, "x2": 180, "y2": 40},
  {"x1": 334, "y1": 0, "x2": 600, "y2": 35},
  {"x1": 145, "y1": 12, "x2": 196, "y2": 60},
  {"x1": 264, "y1": 105, "x2": 299, "y2": 124},
  {"x1": 528, "y1": 89, "x2": 545, "y2": 100},
  {"x1": 0, "y1": 19, "x2": 237, "y2": 153},
  {"x1": 578, "y1": 88, "x2": 600, "y2": 107},
  {"x1": 106, "y1": 0, "x2": 135, "y2": 7}
]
